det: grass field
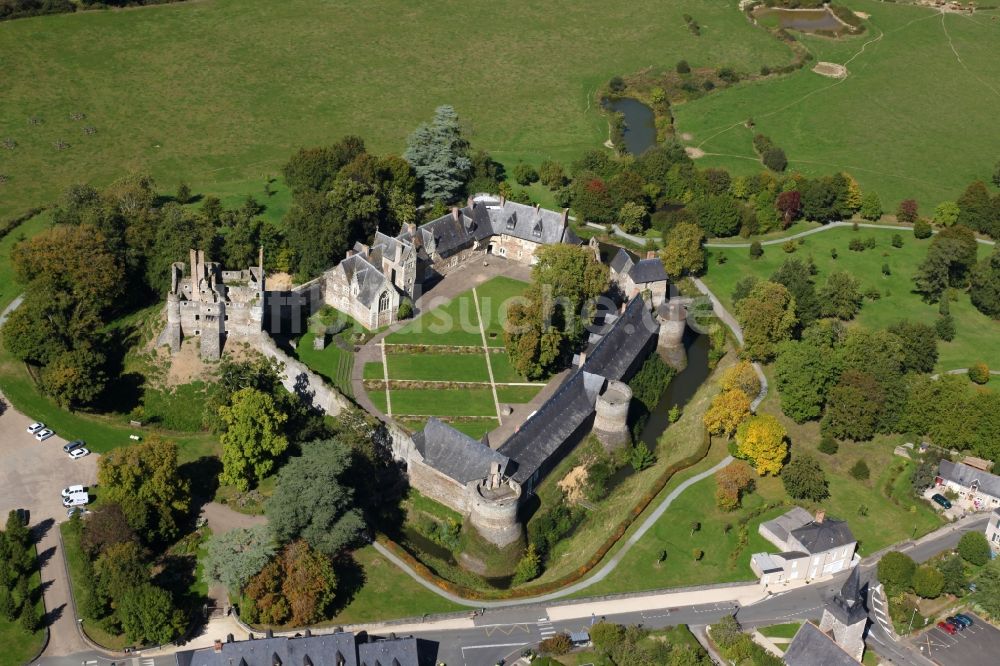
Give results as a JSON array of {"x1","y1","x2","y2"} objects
[
  {"x1": 700, "y1": 227, "x2": 999, "y2": 371},
  {"x1": 674, "y1": 0, "x2": 1000, "y2": 208},
  {"x1": 0, "y1": 0, "x2": 790, "y2": 222},
  {"x1": 295, "y1": 331, "x2": 355, "y2": 398},
  {"x1": 0, "y1": 212, "x2": 51, "y2": 312}
]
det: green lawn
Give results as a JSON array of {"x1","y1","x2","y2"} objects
[
  {"x1": 674, "y1": 0, "x2": 1000, "y2": 209},
  {"x1": 386, "y1": 295, "x2": 483, "y2": 347},
  {"x1": 489, "y1": 353, "x2": 529, "y2": 383},
  {"x1": 759, "y1": 622, "x2": 801, "y2": 639},
  {"x1": 700, "y1": 226, "x2": 1000, "y2": 370},
  {"x1": 0, "y1": 212, "x2": 52, "y2": 312},
  {"x1": 294, "y1": 331, "x2": 355, "y2": 397},
  {"x1": 0, "y1": 0, "x2": 790, "y2": 223},
  {"x1": 475, "y1": 276, "x2": 531, "y2": 346},
  {"x1": 386, "y1": 387, "x2": 497, "y2": 417},
  {"x1": 496, "y1": 384, "x2": 545, "y2": 404},
  {"x1": 0, "y1": 566, "x2": 45, "y2": 666},
  {"x1": 363, "y1": 362, "x2": 384, "y2": 380},
  {"x1": 386, "y1": 352, "x2": 489, "y2": 382}
]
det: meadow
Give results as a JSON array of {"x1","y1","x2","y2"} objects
[
  {"x1": 673, "y1": 0, "x2": 1000, "y2": 208},
  {"x1": 0, "y1": 0, "x2": 789, "y2": 222},
  {"x1": 700, "y1": 226, "x2": 999, "y2": 371}
]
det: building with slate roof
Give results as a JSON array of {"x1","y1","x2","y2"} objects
[
  {"x1": 174, "y1": 631, "x2": 420, "y2": 666},
  {"x1": 783, "y1": 621, "x2": 861, "y2": 666},
  {"x1": 608, "y1": 248, "x2": 669, "y2": 306},
  {"x1": 817, "y1": 566, "x2": 868, "y2": 661},
  {"x1": 323, "y1": 194, "x2": 580, "y2": 330},
  {"x1": 752, "y1": 509, "x2": 858, "y2": 585},
  {"x1": 935, "y1": 459, "x2": 1000, "y2": 511}
]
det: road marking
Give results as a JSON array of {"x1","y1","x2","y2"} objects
[
  {"x1": 461, "y1": 642, "x2": 528, "y2": 652},
  {"x1": 483, "y1": 624, "x2": 529, "y2": 637}
]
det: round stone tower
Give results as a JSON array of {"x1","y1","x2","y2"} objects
[
  {"x1": 657, "y1": 301, "x2": 688, "y2": 370},
  {"x1": 468, "y1": 475, "x2": 522, "y2": 548},
  {"x1": 593, "y1": 380, "x2": 632, "y2": 450},
  {"x1": 165, "y1": 291, "x2": 182, "y2": 352}
]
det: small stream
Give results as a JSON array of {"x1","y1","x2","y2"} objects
[
  {"x1": 604, "y1": 97, "x2": 657, "y2": 156},
  {"x1": 638, "y1": 330, "x2": 711, "y2": 448}
]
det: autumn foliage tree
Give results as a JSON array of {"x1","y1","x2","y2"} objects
[
  {"x1": 721, "y1": 360, "x2": 761, "y2": 398},
  {"x1": 703, "y1": 389, "x2": 751, "y2": 438},
  {"x1": 736, "y1": 413, "x2": 788, "y2": 476},
  {"x1": 775, "y1": 190, "x2": 801, "y2": 228},
  {"x1": 242, "y1": 540, "x2": 337, "y2": 626},
  {"x1": 715, "y1": 461, "x2": 755, "y2": 511}
]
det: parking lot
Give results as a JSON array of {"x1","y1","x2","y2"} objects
[{"x1": 913, "y1": 613, "x2": 1000, "y2": 666}]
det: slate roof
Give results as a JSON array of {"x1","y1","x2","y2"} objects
[
  {"x1": 357, "y1": 637, "x2": 419, "y2": 666},
  {"x1": 339, "y1": 254, "x2": 393, "y2": 309},
  {"x1": 609, "y1": 248, "x2": 634, "y2": 275},
  {"x1": 790, "y1": 516, "x2": 855, "y2": 554},
  {"x1": 484, "y1": 200, "x2": 574, "y2": 245},
  {"x1": 418, "y1": 210, "x2": 478, "y2": 256},
  {"x1": 783, "y1": 622, "x2": 861, "y2": 666},
  {"x1": 760, "y1": 507, "x2": 814, "y2": 548},
  {"x1": 498, "y1": 370, "x2": 606, "y2": 484},
  {"x1": 175, "y1": 633, "x2": 362, "y2": 666},
  {"x1": 939, "y1": 460, "x2": 1000, "y2": 499},
  {"x1": 628, "y1": 258, "x2": 668, "y2": 284},
  {"x1": 412, "y1": 418, "x2": 508, "y2": 485},
  {"x1": 825, "y1": 566, "x2": 868, "y2": 626},
  {"x1": 581, "y1": 296, "x2": 657, "y2": 380}
]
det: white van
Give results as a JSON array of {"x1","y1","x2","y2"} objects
[{"x1": 62, "y1": 493, "x2": 89, "y2": 508}]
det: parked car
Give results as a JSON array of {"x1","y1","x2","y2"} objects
[
  {"x1": 68, "y1": 447, "x2": 90, "y2": 460},
  {"x1": 931, "y1": 493, "x2": 952, "y2": 509},
  {"x1": 945, "y1": 616, "x2": 964, "y2": 630},
  {"x1": 26, "y1": 422, "x2": 45, "y2": 434},
  {"x1": 62, "y1": 439, "x2": 85, "y2": 453},
  {"x1": 953, "y1": 614, "x2": 974, "y2": 627},
  {"x1": 34, "y1": 428, "x2": 55, "y2": 442},
  {"x1": 937, "y1": 621, "x2": 957, "y2": 635},
  {"x1": 61, "y1": 485, "x2": 87, "y2": 498},
  {"x1": 62, "y1": 493, "x2": 89, "y2": 508}
]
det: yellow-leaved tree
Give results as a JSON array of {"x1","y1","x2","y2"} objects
[
  {"x1": 703, "y1": 388, "x2": 751, "y2": 438},
  {"x1": 720, "y1": 360, "x2": 761, "y2": 399},
  {"x1": 736, "y1": 413, "x2": 788, "y2": 476}
]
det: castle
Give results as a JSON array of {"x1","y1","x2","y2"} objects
[
  {"x1": 161, "y1": 249, "x2": 265, "y2": 360},
  {"x1": 324, "y1": 194, "x2": 582, "y2": 329}
]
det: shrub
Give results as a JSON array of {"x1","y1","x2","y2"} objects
[
  {"x1": 749, "y1": 241, "x2": 763, "y2": 259},
  {"x1": 608, "y1": 76, "x2": 626, "y2": 93},
  {"x1": 830, "y1": 248, "x2": 838, "y2": 259},
  {"x1": 676, "y1": 60, "x2": 691, "y2": 74},
  {"x1": 865, "y1": 236, "x2": 877, "y2": 249},
  {"x1": 958, "y1": 532, "x2": 991, "y2": 566},
  {"x1": 692, "y1": 548, "x2": 704, "y2": 561},
  {"x1": 849, "y1": 238, "x2": 865, "y2": 252},
  {"x1": 717, "y1": 67, "x2": 739, "y2": 83},
  {"x1": 882, "y1": 263, "x2": 891, "y2": 276},
  {"x1": 969, "y1": 362, "x2": 990, "y2": 384},
  {"x1": 540, "y1": 634, "x2": 572, "y2": 655},
  {"x1": 818, "y1": 436, "x2": 839, "y2": 455},
  {"x1": 176, "y1": 181, "x2": 192, "y2": 204},
  {"x1": 850, "y1": 459, "x2": 870, "y2": 480},
  {"x1": 936, "y1": 314, "x2": 956, "y2": 341},
  {"x1": 396, "y1": 299, "x2": 413, "y2": 320},
  {"x1": 702, "y1": 80, "x2": 715, "y2": 91},
  {"x1": 513, "y1": 163, "x2": 539, "y2": 186},
  {"x1": 763, "y1": 147, "x2": 787, "y2": 172},
  {"x1": 914, "y1": 218, "x2": 932, "y2": 239},
  {"x1": 782, "y1": 240, "x2": 796, "y2": 253},
  {"x1": 897, "y1": 199, "x2": 919, "y2": 224},
  {"x1": 761, "y1": 65, "x2": 771, "y2": 76},
  {"x1": 892, "y1": 233, "x2": 904, "y2": 248}
]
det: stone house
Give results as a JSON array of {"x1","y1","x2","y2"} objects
[
  {"x1": 608, "y1": 248, "x2": 669, "y2": 306},
  {"x1": 935, "y1": 460, "x2": 1000, "y2": 512},
  {"x1": 784, "y1": 620, "x2": 862, "y2": 666},
  {"x1": 986, "y1": 507, "x2": 1000, "y2": 554},
  {"x1": 161, "y1": 249, "x2": 265, "y2": 360},
  {"x1": 751, "y1": 508, "x2": 858, "y2": 585},
  {"x1": 324, "y1": 237, "x2": 406, "y2": 330}
]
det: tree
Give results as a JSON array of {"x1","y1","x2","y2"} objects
[
  {"x1": 513, "y1": 162, "x2": 539, "y2": 186},
  {"x1": 721, "y1": 360, "x2": 762, "y2": 398},
  {"x1": 691, "y1": 194, "x2": 742, "y2": 237},
  {"x1": 860, "y1": 192, "x2": 882, "y2": 221},
  {"x1": 590, "y1": 621, "x2": 626, "y2": 652},
  {"x1": 80, "y1": 503, "x2": 136, "y2": 557},
  {"x1": 98, "y1": 437, "x2": 190, "y2": 542},
  {"x1": 971, "y1": 248, "x2": 1000, "y2": 318},
  {"x1": 736, "y1": 414, "x2": 788, "y2": 476},
  {"x1": 630, "y1": 442, "x2": 656, "y2": 471},
  {"x1": 266, "y1": 438, "x2": 366, "y2": 557},
  {"x1": 774, "y1": 327, "x2": 842, "y2": 423},
  {"x1": 956, "y1": 180, "x2": 998, "y2": 237},
  {"x1": 825, "y1": 370, "x2": 882, "y2": 440},
  {"x1": 219, "y1": 387, "x2": 289, "y2": 491},
  {"x1": 538, "y1": 160, "x2": 567, "y2": 189},
  {"x1": 912, "y1": 565, "x2": 944, "y2": 599},
  {"x1": 763, "y1": 147, "x2": 787, "y2": 173},
  {"x1": 39, "y1": 343, "x2": 108, "y2": 407},
  {"x1": 540, "y1": 634, "x2": 572, "y2": 655},
  {"x1": 887, "y1": 320, "x2": 939, "y2": 374},
  {"x1": 117, "y1": 583, "x2": 183, "y2": 645},
  {"x1": 818, "y1": 271, "x2": 863, "y2": 320},
  {"x1": 958, "y1": 531, "x2": 990, "y2": 566},
  {"x1": 618, "y1": 201, "x2": 649, "y2": 233},
  {"x1": 913, "y1": 225, "x2": 979, "y2": 300},
  {"x1": 913, "y1": 217, "x2": 932, "y2": 239},
  {"x1": 749, "y1": 240, "x2": 763, "y2": 259},
  {"x1": 204, "y1": 526, "x2": 276, "y2": 595},
  {"x1": 849, "y1": 459, "x2": 870, "y2": 480},
  {"x1": 878, "y1": 551, "x2": 916, "y2": 591},
  {"x1": 281, "y1": 540, "x2": 337, "y2": 626},
  {"x1": 974, "y1": 560, "x2": 1000, "y2": 618},
  {"x1": 659, "y1": 222, "x2": 705, "y2": 278},
  {"x1": 736, "y1": 281, "x2": 797, "y2": 361},
  {"x1": 282, "y1": 137, "x2": 366, "y2": 194},
  {"x1": 715, "y1": 461, "x2": 755, "y2": 511},
  {"x1": 782, "y1": 455, "x2": 829, "y2": 501},
  {"x1": 939, "y1": 555, "x2": 967, "y2": 596},
  {"x1": 175, "y1": 181, "x2": 191, "y2": 204},
  {"x1": 897, "y1": 199, "x2": 919, "y2": 225},
  {"x1": 770, "y1": 259, "x2": 821, "y2": 327},
  {"x1": 404, "y1": 105, "x2": 471, "y2": 202},
  {"x1": 512, "y1": 544, "x2": 541, "y2": 585},
  {"x1": 934, "y1": 201, "x2": 960, "y2": 227},
  {"x1": 703, "y1": 389, "x2": 751, "y2": 438}
]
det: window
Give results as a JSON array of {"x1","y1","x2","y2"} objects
[
  {"x1": 194, "y1": 314, "x2": 200, "y2": 321},
  {"x1": 506, "y1": 216, "x2": 516, "y2": 231},
  {"x1": 378, "y1": 291, "x2": 390, "y2": 312}
]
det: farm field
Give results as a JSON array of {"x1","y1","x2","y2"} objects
[
  {"x1": 368, "y1": 277, "x2": 546, "y2": 432},
  {"x1": 700, "y1": 226, "x2": 1000, "y2": 371},
  {"x1": 0, "y1": 0, "x2": 790, "y2": 223},
  {"x1": 674, "y1": 0, "x2": 1000, "y2": 209}
]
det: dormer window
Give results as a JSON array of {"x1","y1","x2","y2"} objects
[
  {"x1": 505, "y1": 216, "x2": 516, "y2": 231},
  {"x1": 532, "y1": 223, "x2": 542, "y2": 238}
]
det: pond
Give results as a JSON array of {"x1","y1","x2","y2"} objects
[
  {"x1": 638, "y1": 330, "x2": 711, "y2": 448},
  {"x1": 604, "y1": 97, "x2": 657, "y2": 156},
  {"x1": 754, "y1": 7, "x2": 844, "y2": 33}
]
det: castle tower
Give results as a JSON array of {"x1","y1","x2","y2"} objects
[
  {"x1": 166, "y1": 291, "x2": 182, "y2": 352},
  {"x1": 468, "y1": 463, "x2": 522, "y2": 548},
  {"x1": 656, "y1": 300, "x2": 688, "y2": 370},
  {"x1": 818, "y1": 566, "x2": 868, "y2": 662},
  {"x1": 593, "y1": 380, "x2": 632, "y2": 450}
]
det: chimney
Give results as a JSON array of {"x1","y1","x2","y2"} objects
[
  {"x1": 561, "y1": 208, "x2": 570, "y2": 229},
  {"x1": 214, "y1": 640, "x2": 223, "y2": 653},
  {"x1": 646, "y1": 250, "x2": 656, "y2": 260},
  {"x1": 467, "y1": 195, "x2": 475, "y2": 209},
  {"x1": 406, "y1": 223, "x2": 416, "y2": 235},
  {"x1": 259, "y1": 245, "x2": 264, "y2": 271},
  {"x1": 499, "y1": 194, "x2": 506, "y2": 206},
  {"x1": 815, "y1": 510, "x2": 826, "y2": 524},
  {"x1": 227, "y1": 633, "x2": 234, "y2": 643},
  {"x1": 346, "y1": 250, "x2": 355, "y2": 258},
  {"x1": 451, "y1": 206, "x2": 460, "y2": 221}
]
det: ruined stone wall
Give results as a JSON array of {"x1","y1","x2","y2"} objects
[{"x1": 257, "y1": 334, "x2": 351, "y2": 416}]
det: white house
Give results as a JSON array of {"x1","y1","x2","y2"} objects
[
  {"x1": 935, "y1": 460, "x2": 1000, "y2": 512},
  {"x1": 986, "y1": 507, "x2": 1000, "y2": 554},
  {"x1": 751, "y1": 508, "x2": 859, "y2": 586}
]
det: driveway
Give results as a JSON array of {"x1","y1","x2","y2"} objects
[{"x1": 0, "y1": 395, "x2": 98, "y2": 657}]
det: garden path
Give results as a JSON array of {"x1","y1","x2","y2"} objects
[{"x1": 702, "y1": 220, "x2": 996, "y2": 248}]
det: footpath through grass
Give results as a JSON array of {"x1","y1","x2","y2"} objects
[
  {"x1": 674, "y1": 0, "x2": 1000, "y2": 208},
  {"x1": 700, "y1": 226, "x2": 999, "y2": 371}
]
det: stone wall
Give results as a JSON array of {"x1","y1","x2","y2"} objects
[
  {"x1": 257, "y1": 334, "x2": 351, "y2": 416},
  {"x1": 429, "y1": 246, "x2": 483, "y2": 276},
  {"x1": 490, "y1": 235, "x2": 541, "y2": 264},
  {"x1": 407, "y1": 457, "x2": 471, "y2": 514}
]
